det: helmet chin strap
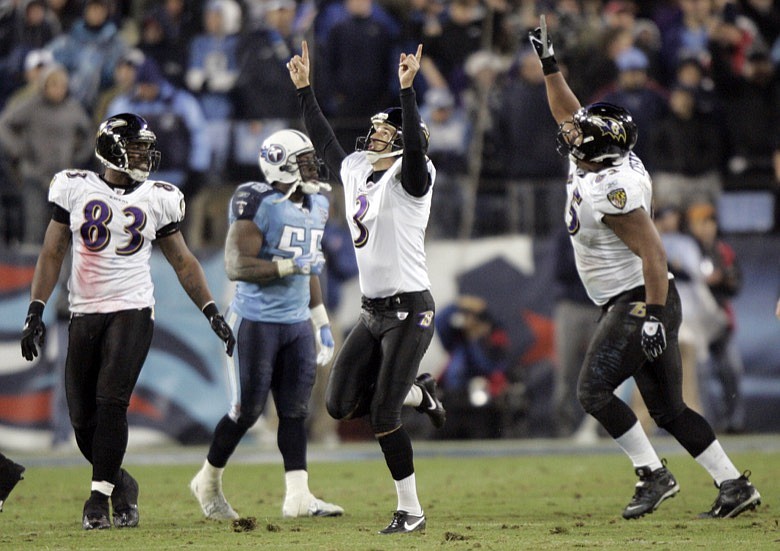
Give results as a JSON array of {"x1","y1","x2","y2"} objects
[
  {"x1": 365, "y1": 149, "x2": 402, "y2": 164},
  {"x1": 272, "y1": 180, "x2": 332, "y2": 204}
]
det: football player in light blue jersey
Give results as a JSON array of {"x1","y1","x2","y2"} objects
[{"x1": 190, "y1": 129, "x2": 344, "y2": 519}]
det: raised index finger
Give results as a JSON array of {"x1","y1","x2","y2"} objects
[
  {"x1": 302, "y1": 40, "x2": 309, "y2": 63},
  {"x1": 415, "y1": 43, "x2": 423, "y2": 61}
]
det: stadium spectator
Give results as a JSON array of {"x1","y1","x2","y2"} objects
[
  {"x1": 687, "y1": 202, "x2": 745, "y2": 433},
  {"x1": 419, "y1": 85, "x2": 470, "y2": 237},
  {"x1": 4, "y1": 47, "x2": 55, "y2": 110},
  {"x1": 45, "y1": 0, "x2": 128, "y2": 109},
  {"x1": 105, "y1": 57, "x2": 211, "y2": 196},
  {"x1": 316, "y1": 0, "x2": 400, "y2": 149},
  {"x1": 184, "y1": 0, "x2": 240, "y2": 175},
  {"x1": 288, "y1": 41, "x2": 446, "y2": 533},
  {"x1": 19, "y1": 112, "x2": 235, "y2": 530},
  {"x1": 434, "y1": 296, "x2": 511, "y2": 440},
  {"x1": 138, "y1": 0, "x2": 201, "y2": 87},
  {"x1": 189, "y1": 128, "x2": 343, "y2": 521},
  {"x1": 550, "y1": 227, "x2": 601, "y2": 439},
  {"x1": 0, "y1": 453, "x2": 25, "y2": 512},
  {"x1": 93, "y1": 48, "x2": 145, "y2": 125},
  {"x1": 0, "y1": 63, "x2": 92, "y2": 245},
  {"x1": 228, "y1": 0, "x2": 303, "y2": 180},
  {"x1": 648, "y1": 84, "x2": 724, "y2": 209},
  {"x1": 591, "y1": 46, "x2": 669, "y2": 168},
  {"x1": 532, "y1": 14, "x2": 760, "y2": 520}
]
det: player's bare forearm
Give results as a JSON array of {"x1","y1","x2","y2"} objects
[
  {"x1": 309, "y1": 275, "x2": 324, "y2": 308},
  {"x1": 225, "y1": 254, "x2": 279, "y2": 283},
  {"x1": 158, "y1": 232, "x2": 215, "y2": 309},
  {"x1": 544, "y1": 72, "x2": 581, "y2": 125},
  {"x1": 30, "y1": 221, "x2": 71, "y2": 303}
]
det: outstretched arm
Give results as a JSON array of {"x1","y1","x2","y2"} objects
[
  {"x1": 529, "y1": 15, "x2": 581, "y2": 125},
  {"x1": 399, "y1": 44, "x2": 430, "y2": 198},
  {"x1": 288, "y1": 40, "x2": 347, "y2": 179}
]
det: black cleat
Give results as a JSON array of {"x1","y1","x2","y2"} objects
[
  {"x1": 622, "y1": 460, "x2": 680, "y2": 519},
  {"x1": 112, "y1": 468, "x2": 140, "y2": 528},
  {"x1": 0, "y1": 456, "x2": 25, "y2": 512},
  {"x1": 698, "y1": 470, "x2": 761, "y2": 519},
  {"x1": 82, "y1": 493, "x2": 111, "y2": 530},
  {"x1": 379, "y1": 510, "x2": 426, "y2": 534},
  {"x1": 414, "y1": 373, "x2": 446, "y2": 428}
]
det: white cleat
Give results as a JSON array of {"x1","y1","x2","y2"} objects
[
  {"x1": 282, "y1": 493, "x2": 344, "y2": 518},
  {"x1": 190, "y1": 468, "x2": 239, "y2": 520}
]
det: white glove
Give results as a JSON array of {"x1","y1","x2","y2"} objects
[{"x1": 310, "y1": 304, "x2": 334, "y2": 367}]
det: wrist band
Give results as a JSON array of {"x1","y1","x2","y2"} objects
[
  {"x1": 202, "y1": 301, "x2": 219, "y2": 320},
  {"x1": 276, "y1": 259, "x2": 296, "y2": 278},
  {"x1": 28, "y1": 300, "x2": 45, "y2": 316},
  {"x1": 310, "y1": 303, "x2": 329, "y2": 328},
  {"x1": 541, "y1": 56, "x2": 560, "y2": 75}
]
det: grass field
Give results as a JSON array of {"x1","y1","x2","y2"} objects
[{"x1": 0, "y1": 439, "x2": 777, "y2": 550}]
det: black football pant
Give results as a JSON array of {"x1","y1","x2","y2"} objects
[
  {"x1": 325, "y1": 291, "x2": 435, "y2": 434},
  {"x1": 65, "y1": 308, "x2": 153, "y2": 485},
  {"x1": 578, "y1": 281, "x2": 716, "y2": 457}
]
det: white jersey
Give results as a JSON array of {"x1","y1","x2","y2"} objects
[
  {"x1": 564, "y1": 153, "x2": 668, "y2": 306},
  {"x1": 48, "y1": 170, "x2": 185, "y2": 313},
  {"x1": 341, "y1": 152, "x2": 436, "y2": 298}
]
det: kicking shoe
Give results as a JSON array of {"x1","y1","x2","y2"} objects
[
  {"x1": 414, "y1": 373, "x2": 446, "y2": 429},
  {"x1": 190, "y1": 467, "x2": 239, "y2": 520},
  {"x1": 282, "y1": 493, "x2": 344, "y2": 518},
  {"x1": 111, "y1": 468, "x2": 139, "y2": 528},
  {"x1": 0, "y1": 456, "x2": 25, "y2": 512},
  {"x1": 379, "y1": 510, "x2": 426, "y2": 534},
  {"x1": 622, "y1": 461, "x2": 680, "y2": 519},
  {"x1": 82, "y1": 494, "x2": 111, "y2": 530},
  {"x1": 698, "y1": 471, "x2": 761, "y2": 519}
]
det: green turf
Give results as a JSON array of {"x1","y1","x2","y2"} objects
[{"x1": 0, "y1": 448, "x2": 776, "y2": 550}]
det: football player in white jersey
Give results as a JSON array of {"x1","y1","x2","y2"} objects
[
  {"x1": 190, "y1": 128, "x2": 344, "y2": 521},
  {"x1": 20, "y1": 113, "x2": 236, "y2": 530},
  {"x1": 287, "y1": 41, "x2": 445, "y2": 534},
  {"x1": 530, "y1": 15, "x2": 760, "y2": 520}
]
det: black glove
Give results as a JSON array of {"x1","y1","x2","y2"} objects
[
  {"x1": 640, "y1": 304, "x2": 667, "y2": 361},
  {"x1": 202, "y1": 302, "x2": 235, "y2": 357},
  {"x1": 528, "y1": 14, "x2": 560, "y2": 75},
  {"x1": 21, "y1": 300, "x2": 46, "y2": 361}
]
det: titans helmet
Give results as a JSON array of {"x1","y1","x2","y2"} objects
[
  {"x1": 95, "y1": 113, "x2": 161, "y2": 182},
  {"x1": 556, "y1": 102, "x2": 638, "y2": 166},
  {"x1": 258, "y1": 129, "x2": 329, "y2": 199},
  {"x1": 355, "y1": 107, "x2": 430, "y2": 162}
]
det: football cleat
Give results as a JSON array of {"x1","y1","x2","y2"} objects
[
  {"x1": 111, "y1": 468, "x2": 140, "y2": 528},
  {"x1": 190, "y1": 467, "x2": 239, "y2": 520},
  {"x1": 0, "y1": 456, "x2": 25, "y2": 512},
  {"x1": 82, "y1": 494, "x2": 111, "y2": 530},
  {"x1": 282, "y1": 493, "x2": 344, "y2": 518},
  {"x1": 622, "y1": 461, "x2": 680, "y2": 519},
  {"x1": 414, "y1": 373, "x2": 446, "y2": 428},
  {"x1": 379, "y1": 510, "x2": 426, "y2": 534},
  {"x1": 698, "y1": 471, "x2": 761, "y2": 519}
]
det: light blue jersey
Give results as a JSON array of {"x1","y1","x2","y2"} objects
[{"x1": 228, "y1": 182, "x2": 329, "y2": 323}]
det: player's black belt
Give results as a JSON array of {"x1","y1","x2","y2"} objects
[
  {"x1": 361, "y1": 292, "x2": 422, "y2": 311},
  {"x1": 601, "y1": 279, "x2": 677, "y2": 313}
]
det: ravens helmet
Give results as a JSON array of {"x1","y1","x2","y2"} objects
[
  {"x1": 355, "y1": 107, "x2": 429, "y2": 162},
  {"x1": 258, "y1": 129, "x2": 330, "y2": 200},
  {"x1": 95, "y1": 113, "x2": 161, "y2": 182},
  {"x1": 556, "y1": 102, "x2": 638, "y2": 166}
]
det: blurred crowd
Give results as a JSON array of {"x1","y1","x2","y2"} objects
[{"x1": 1, "y1": 0, "x2": 780, "y2": 245}]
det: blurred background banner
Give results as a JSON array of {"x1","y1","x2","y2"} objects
[{"x1": 1, "y1": 233, "x2": 779, "y2": 450}]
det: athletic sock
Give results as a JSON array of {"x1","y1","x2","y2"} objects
[
  {"x1": 694, "y1": 440, "x2": 741, "y2": 485},
  {"x1": 614, "y1": 421, "x2": 663, "y2": 471}
]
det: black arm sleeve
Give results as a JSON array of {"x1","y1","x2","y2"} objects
[
  {"x1": 400, "y1": 87, "x2": 430, "y2": 198},
  {"x1": 297, "y1": 86, "x2": 347, "y2": 184},
  {"x1": 50, "y1": 203, "x2": 70, "y2": 224}
]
